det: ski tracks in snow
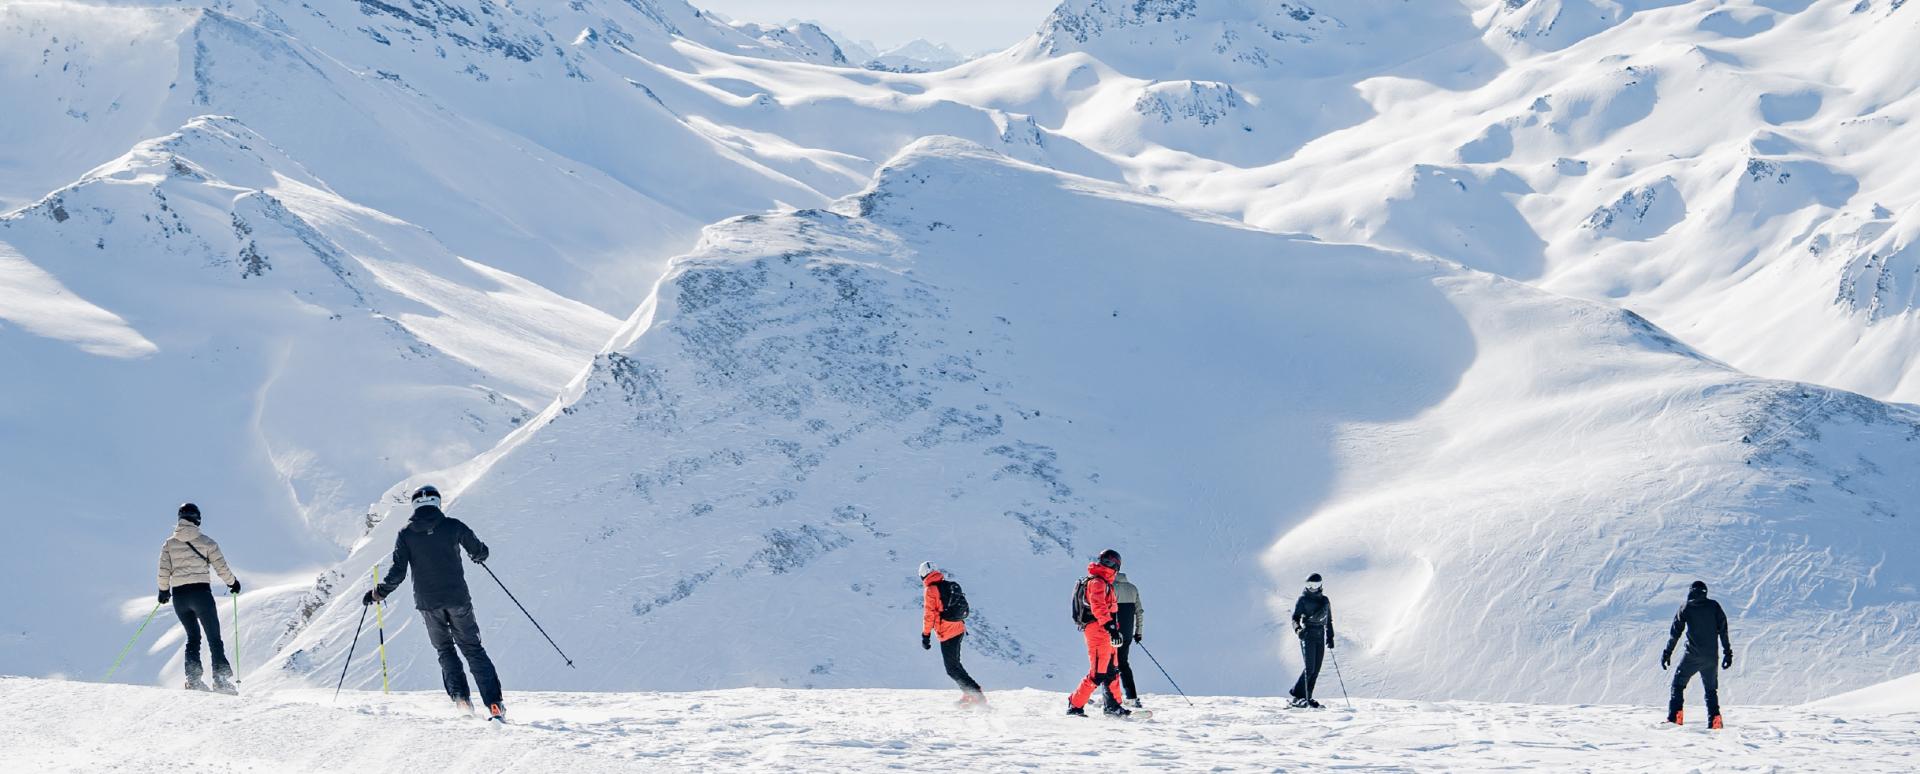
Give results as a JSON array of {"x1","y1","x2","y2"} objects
[{"x1": 6, "y1": 679, "x2": 1920, "y2": 772}]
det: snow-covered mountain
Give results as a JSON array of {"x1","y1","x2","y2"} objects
[
  {"x1": 863, "y1": 39, "x2": 975, "y2": 73},
  {"x1": 9, "y1": 0, "x2": 1920, "y2": 708},
  {"x1": 0, "y1": 0, "x2": 1095, "y2": 681},
  {"x1": 0, "y1": 113, "x2": 618, "y2": 676},
  {"x1": 1021, "y1": 0, "x2": 1920, "y2": 406},
  {"x1": 258, "y1": 141, "x2": 1920, "y2": 705}
]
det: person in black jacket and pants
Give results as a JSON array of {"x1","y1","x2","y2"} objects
[
  {"x1": 1289, "y1": 573, "x2": 1335, "y2": 708},
  {"x1": 364, "y1": 485, "x2": 505, "y2": 720},
  {"x1": 1662, "y1": 580, "x2": 1733, "y2": 728}
]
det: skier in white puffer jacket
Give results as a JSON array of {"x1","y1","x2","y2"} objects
[{"x1": 157, "y1": 503, "x2": 241, "y2": 693}]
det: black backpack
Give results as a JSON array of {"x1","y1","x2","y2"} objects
[
  {"x1": 1071, "y1": 576, "x2": 1095, "y2": 626},
  {"x1": 937, "y1": 579, "x2": 971, "y2": 622}
]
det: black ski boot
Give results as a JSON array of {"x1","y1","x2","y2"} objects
[
  {"x1": 1130, "y1": 698, "x2": 1144, "y2": 709},
  {"x1": 184, "y1": 664, "x2": 209, "y2": 692},
  {"x1": 488, "y1": 703, "x2": 507, "y2": 723},
  {"x1": 1102, "y1": 700, "x2": 1132, "y2": 719},
  {"x1": 1066, "y1": 703, "x2": 1087, "y2": 717},
  {"x1": 1306, "y1": 699, "x2": 1324, "y2": 709}
]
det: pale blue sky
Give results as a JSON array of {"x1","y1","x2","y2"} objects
[{"x1": 698, "y1": 0, "x2": 1058, "y2": 53}]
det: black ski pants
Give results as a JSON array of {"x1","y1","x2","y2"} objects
[
  {"x1": 940, "y1": 633, "x2": 983, "y2": 696},
  {"x1": 1668, "y1": 655, "x2": 1721, "y2": 720},
  {"x1": 421, "y1": 605, "x2": 503, "y2": 707},
  {"x1": 1290, "y1": 629, "x2": 1326, "y2": 700},
  {"x1": 170, "y1": 583, "x2": 229, "y2": 679},
  {"x1": 1117, "y1": 638, "x2": 1139, "y2": 700}
]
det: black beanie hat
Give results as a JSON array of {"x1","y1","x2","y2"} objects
[
  {"x1": 1307, "y1": 573, "x2": 1323, "y2": 583},
  {"x1": 1690, "y1": 580, "x2": 1708, "y2": 592}
]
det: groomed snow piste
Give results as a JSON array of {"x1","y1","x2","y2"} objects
[{"x1": 3, "y1": 677, "x2": 1917, "y2": 773}]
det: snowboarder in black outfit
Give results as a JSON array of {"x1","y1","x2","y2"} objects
[
  {"x1": 364, "y1": 485, "x2": 506, "y2": 721},
  {"x1": 1288, "y1": 573, "x2": 1334, "y2": 708},
  {"x1": 1662, "y1": 580, "x2": 1733, "y2": 728},
  {"x1": 157, "y1": 503, "x2": 242, "y2": 694},
  {"x1": 1113, "y1": 571, "x2": 1147, "y2": 708}
]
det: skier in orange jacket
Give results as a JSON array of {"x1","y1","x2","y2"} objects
[
  {"x1": 1067, "y1": 549, "x2": 1132, "y2": 717},
  {"x1": 920, "y1": 561, "x2": 984, "y2": 706}
]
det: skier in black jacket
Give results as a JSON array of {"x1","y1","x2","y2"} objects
[
  {"x1": 1662, "y1": 580, "x2": 1733, "y2": 728},
  {"x1": 1288, "y1": 573, "x2": 1335, "y2": 708},
  {"x1": 364, "y1": 485, "x2": 505, "y2": 720}
]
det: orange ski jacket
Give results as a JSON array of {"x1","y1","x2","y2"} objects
[{"x1": 922, "y1": 571, "x2": 967, "y2": 641}]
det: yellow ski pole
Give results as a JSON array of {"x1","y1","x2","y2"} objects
[{"x1": 374, "y1": 562, "x2": 390, "y2": 693}]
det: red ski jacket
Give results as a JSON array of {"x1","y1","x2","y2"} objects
[
  {"x1": 922, "y1": 571, "x2": 966, "y2": 641},
  {"x1": 1083, "y1": 562, "x2": 1119, "y2": 630}
]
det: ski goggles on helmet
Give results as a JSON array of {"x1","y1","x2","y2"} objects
[{"x1": 411, "y1": 485, "x2": 442, "y2": 507}]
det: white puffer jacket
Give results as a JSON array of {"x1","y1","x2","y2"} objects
[{"x1": 158, "y1": 519, "x2": 236, "y2": 591}]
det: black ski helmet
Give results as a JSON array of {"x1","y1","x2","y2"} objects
[
  {"x1": 177, "y1": 502, "x2": 202, "y2": 524},
  {"x1": 1306, "y1": 573, "x2": 1324, "y2": 592},
  {"x1": 1690, "y1": 580, "x2": 1708, "y2": 593},
  {"x1": 1097, "y1": 549, "x2": 1122, "y2": 571},
  {"x1": 411, "y1": 485, "x2": 442, "y2": 507}
]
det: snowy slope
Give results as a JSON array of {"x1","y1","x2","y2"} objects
[
  {"x1": 255, "y1": 141, "x2": 1920, "y2": 706},
  {"x1": 1811, "y1": 670, "x2": 1920, "y2": 714},
  {"x1": 0, "y1": 0, "x2": 1111, "y2": 685},
  {"x1": 1028, "y1": 0, "x2": 1920, "y2": 405},
  {"x1": 7, "y1": 678, "x2": 1920, "y2": 773},
  {"x1": 0, "y1": 114, "x2": 619, "y2": 680}
]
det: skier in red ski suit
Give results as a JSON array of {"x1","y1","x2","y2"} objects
[{"x1": 1067, "y1": 549, "x2": 1132, "y2": 717}]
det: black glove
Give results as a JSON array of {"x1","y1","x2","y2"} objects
[
  {"x1": 1327, "y1": 637, "x2": 1336, "y2": 650},
  {"x1": 1293, "y1": 623, "x2": 1304, "y2": 637},
  {"x1": 1661, "y1": 651, "x2": 1672, "y2": 670},
  {"x1": 1133, "y1": 634, "x2": 1143, "y2": 644},
  {"x1": 921, "y1": 633, "x2": 932, "y2": 650},
  {"x1": 1722, "y1": 651, "x2": 1733, "y2": 670},
  {"x1": 228, "y1": 580, "x2": 242, "y2": 594},
  {"x1": 362, "y1": 589, "x2": 382, "y2": 607},
  {"x1": 158, "y1": 590, "x2": 171, "y2": 604},
  {"x1": 1105, "y1": 623, "x2": 1123, "y2": 647}
]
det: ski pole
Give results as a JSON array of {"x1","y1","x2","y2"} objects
[
  {"x1": 231, "y1": 590, "x2": 241, "y2": 678},
  {"x1": 1134, "y1": 641, "x2": 1194, "y2": 706},
  {"x1": 333, "y1": 603, "x2": 370, "y2": 703},
  {"x1": 476, "y1": 560, "x2": 575, "y2": 668},
  {"x1": 1330, "y1": 647, "x2": 1353, "y2": 711},
  {"x1": 374, "y1": 562, "x2": 390, "y2": 693},
  {"x1": 103, "y1": 602, "x2": 163, "y2": 681}
]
